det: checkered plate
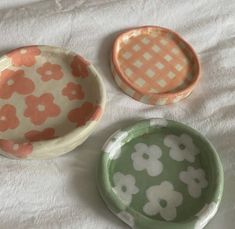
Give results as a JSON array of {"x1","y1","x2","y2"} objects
[{"x1": 111, "y1": 26, "x2": 201, "y2": 105}]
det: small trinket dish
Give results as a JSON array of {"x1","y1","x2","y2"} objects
[
  {"x1": 111, "y1": 26, "x2": 201, "y2": 105},
  {"x1": 98, "y1": 118, "x2": 223, "y2": 228},
  {"x1": 0, "y1": 45, "x2": 106, "y2": 159}
]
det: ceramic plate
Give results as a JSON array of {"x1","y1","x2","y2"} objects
[
  {"x1": 98, "y1": 119, "x2": 223, "y2": 229},
  {"x1": 0, "y1": 45, "x2": 106, "y2": 159},
  {"x1": 111, "y1": 26, "x2": 201, "y2": 105}
]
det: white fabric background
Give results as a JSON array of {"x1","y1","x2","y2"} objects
[{"x1": 0, "y1": 0, "x2": 234, "y2": 228}]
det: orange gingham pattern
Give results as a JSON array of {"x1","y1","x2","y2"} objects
[
  {"x1": 111, "y1": 61, "x2": 192, "y2": 105},
  {"x1": 117, "y1": 29, "x2": 196, "y2": 95}
]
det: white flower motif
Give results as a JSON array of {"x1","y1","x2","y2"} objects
[
  {"x1": 149, "y1": 118, "x2": 168, "y2": 127},
  {"x1": 117, "y1": 211, "x2": 135, "y2": 227},
  {"x1": 194, "y1": 202, "x2": 219, "y2": 229},
  {"x1": 179, "y1": 166, "x2": 208, "y2": 198},
  {"x1": 131, "y1": 143, "x2": 163, "y2": 176},
  {"x1": 164, "y1": 134, "x2": 199, "y2": 162},
  {"x1": 112, "y1": 172, "x2": 139, "y2": 206},
  {"x1": 103, "y1": 130, "x2": 129, "y2": 160},
  {"x1": 143, "y1": 181, "x2": 183, "y2": 221}
]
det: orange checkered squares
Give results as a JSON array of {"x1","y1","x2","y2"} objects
[{"x1": 111, "y1": 26, "x2": 200, "y2": 105}]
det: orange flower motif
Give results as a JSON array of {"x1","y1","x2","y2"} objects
[
  {"x1": 37, "y1": 62, "x2": 63, "y2": 81},
  {"x1": 0, "y1": 69, "x2": 35, "y2": 99},
  {"x1": 25, "y1": 128, "x2": 57, "y2": 142},
  {"x1": 24, "y1": 93, "x2": 61, "y2": 125},
  {"x1": 0, "y1": 104, "x2": 19, "y2": 132},
  {"x1": 7, "y1": 46, "x2": 41, "y2": 67},
  {"x1": 62, "y1": 82, "x2": 85, "y2": 100},
  {"x1": 71, "y1": 55, "x2": 89, "y2": 78},
  {"x1": 0, "y1": 139, "x2": 33, "y2": 158},
  {"x1": 68, "y1": 102, "x2": 102, "y2": 127}
]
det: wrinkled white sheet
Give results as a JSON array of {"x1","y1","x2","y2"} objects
[{"x1": 0, "y1": 0, "x2": 234, "y2": 228}]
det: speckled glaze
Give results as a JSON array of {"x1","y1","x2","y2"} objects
[
  {"x1": 98, "y1": 119, "x2": 223, "y2": 229},
  {"x1": 0, "y1": 45, "x2": 106, "y2": 159}
]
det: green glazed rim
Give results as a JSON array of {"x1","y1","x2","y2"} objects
[{"x1": 97, "y1": 118, "x2": 223, "y2": 229}]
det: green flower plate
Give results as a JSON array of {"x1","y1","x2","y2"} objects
[{"x1": 97, "y1": 118, "x2": 223, "y2": 229}]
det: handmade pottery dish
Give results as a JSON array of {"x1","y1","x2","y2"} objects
[
  {"x1": 0, "y1": 45, "x2": 106, "y2": 159},
  {"x1": 111, "y1": 26, "x2": 201, "y2": 105},
  {"x1": 98, "y1": 119, "x2": 223, "y2": 229}
]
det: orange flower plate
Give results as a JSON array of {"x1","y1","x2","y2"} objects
[
  {"x1": 0, "y1": 46, "x2": 106, "y2": 159},
  {"x1": 111, "y1": 26, "x2": 201, "y2": 105}
]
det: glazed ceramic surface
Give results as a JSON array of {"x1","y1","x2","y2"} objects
[
  {"x1": 0, "y1": 45, "x2": 106, "y2": 159},
  {"x1": 112, "y1": 26, "x2": 200, "y2": 105},
  {"x1": 98, "y1": 119, "x2": 223, "y2": 229}
]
